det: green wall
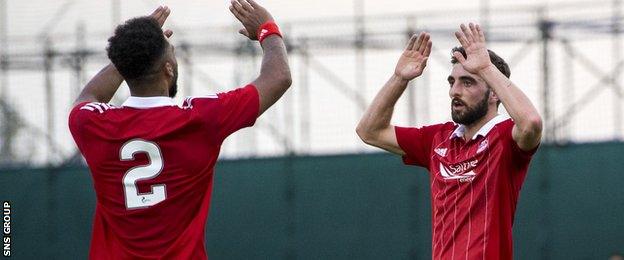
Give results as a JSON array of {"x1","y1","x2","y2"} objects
[{"x1": 0, "y1": 142, "x2": 623, "y2": 259}]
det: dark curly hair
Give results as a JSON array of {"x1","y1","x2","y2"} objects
[
  {"x1": 451, "y1": 46, "x2": 511, "y2": 78},
  {"x1": 107, "y1": 17, "x2": 167, "y2": 81}
]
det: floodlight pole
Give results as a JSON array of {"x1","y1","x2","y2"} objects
[
  {"x1": 73, "y1": 22, "x2": 86, "y2": 102},
  {"x1": 0, "y1": 0, "x2": 7, "y2": 100},
  {"x1": 539, "y1": 15, "x2": 554, "y2": 143},
  {"x1": 44, "y1": 38, "x2": 55, "y2": 165},
  {"x1": 298, "y1": 37, "x2": 311, "y2": 153},
  {"x1": 355, "y1": 0, "x2": 366, "y2": 108},
  {"x1": 613, "y1": 0, "x2": 622, "y2": 140}
]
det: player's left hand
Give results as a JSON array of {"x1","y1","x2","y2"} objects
[
  {"x1": 149, "y1": 6, "x2": 174, "y2": 38},
  {"x1": 453, "y1": 23, "x2": 492, "y2": 74}
]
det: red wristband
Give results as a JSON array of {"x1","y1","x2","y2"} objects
[{"x1": 257, "y1": 21, "x2": 282, "y2": 43}]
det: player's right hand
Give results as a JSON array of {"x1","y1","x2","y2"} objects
[
  {"x1": 394, "y1": 33, "x2": 432, "y2": 81},
  {"x1": 229, "y1": 0, "x2": 275, "y2": 40}
]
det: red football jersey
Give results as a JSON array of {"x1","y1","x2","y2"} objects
[
  {"x1": 395, "y1": 115, "x2": 538, "y2": 260},
  {"x1": 68, "y1": 85, "x2": 259, "y2": 260}
]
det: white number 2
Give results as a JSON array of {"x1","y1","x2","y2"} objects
[{"x1": 120, "y1": 139, "x2": 166, "y2": 210}]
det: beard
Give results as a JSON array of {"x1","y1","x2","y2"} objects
[
  {"x1": 168, "y1": 70, "x2": 178, "y2": 98},
  {"x1": 451, "y1": 89, "x2": 490, "y2": 125}
]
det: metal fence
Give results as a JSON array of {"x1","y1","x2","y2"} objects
[{"x1": 1, "y1": 1, "x2": 623, "y2": 166}]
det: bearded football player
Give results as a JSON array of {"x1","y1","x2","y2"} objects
[{"x1": 357, "y1": 23, "x2": 542, "y2": 259}]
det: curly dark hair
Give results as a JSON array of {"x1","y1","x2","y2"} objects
[
  {"x1": 451, "y1": 46, "x2": 511, "y2": 78},
  {"x1": 107, "y1": 17, "x2": 167, "y2": 81}
]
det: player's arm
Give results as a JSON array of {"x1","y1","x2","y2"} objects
[
  {"x1": 453, "y1": 23, "x2": 542, "y2": 151},
  {"x1": 72, "y1": 64, "x2": 124, "y2": 107},
  {"x1": 72, "y1": 6, "x2": 173, "y2": 107},
  {"x1": 356, "y1": 33, "x2": 432, "y2": 155},
  {"x1": 229, "y1": 0, "x2": 292, "y2": 116}
]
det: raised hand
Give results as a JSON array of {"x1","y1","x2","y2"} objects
[
  {"x1": 229, "y1": 0, "x2": 274, "y2": 40},
  {"x1": 149, "y1": 6, "x2": 173, "y2": 38},
  {"x1": 453, "y1": 23, "x2": 491, "y2": 74},
  {"x1": 394, "y1": 32, "x2": 432, "y2": 81}
]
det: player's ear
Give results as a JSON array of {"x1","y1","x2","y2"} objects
[
  {"x1": 164, "y1": 62, "x2": 174, "y2": 78},
  {"x1": 489, "y1": 89, "x2": 499, "y2": 104}
]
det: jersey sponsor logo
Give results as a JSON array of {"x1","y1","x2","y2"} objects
[
  {"x1": 439, "y1": 159, "x2": 478, "y2": 181},
  {"x1": 434, "y1": 148, "x2": 448, "y2": 157},
  {"x1": 477, "y1": 139, "x2": 488, "y2": 154}
]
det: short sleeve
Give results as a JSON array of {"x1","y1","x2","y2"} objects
[
  {"x1": 69, "y1": 102, "x2": 90, "y2": 130},
  {"x1": 500, "y1": 119, "x2": 539, "y2": 167},
  {"x1": 395, "y1": 123, "x2": 447, "y2": 168},
  {"x1": 68, "y1": 102, "x2": 101, "y2": 147},
  {"x1": 185, "y1": 84, "x2": 260, "y2": 142}
]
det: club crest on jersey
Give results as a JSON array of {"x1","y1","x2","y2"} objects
[
  {"x1": 439, "y1": 160, "x2": 478, "y2": 182},
  {"x1": 434, "y1": 147, "x2": 448, "y2": 157},
  {"x1": 477, "y1": 139, "x2": 488, "y2": 154}
]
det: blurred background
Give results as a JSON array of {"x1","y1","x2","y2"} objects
[{"x1": 0, "y1": 0, "x2": 622, "y2": 259}]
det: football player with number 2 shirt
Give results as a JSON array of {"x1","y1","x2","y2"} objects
[{"x1": 69, "y1": 1, "x2": 291, "y2": 259}]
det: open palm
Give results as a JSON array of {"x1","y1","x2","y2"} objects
[
  {"x1": 395, "y1": 33, "x2": 432, "y2": 81},
  {"x1": 453, "y1": 23, "x2": 492, "y2": 74}
]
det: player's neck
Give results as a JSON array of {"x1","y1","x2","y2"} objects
[
  {"x1": 130, "y1": 91, "x2": 169, "y2": 98},
  {"x1": 128, "y1": 82, "x2": 170, "y2": 97},
  {"x1": 462, "y1": 110, "x2": 498, "y2": 141}
]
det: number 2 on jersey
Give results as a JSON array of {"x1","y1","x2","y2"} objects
[{"x1": 120, "y1": 139, "x2": 166, "y2": 210}]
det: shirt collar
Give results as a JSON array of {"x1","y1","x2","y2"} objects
[
  {"x1": 450, "y1": 114, "x2": 510, "y2": 140},
  {"x1": 121, "y1": 96, "x2": 176, "y2": 108}
]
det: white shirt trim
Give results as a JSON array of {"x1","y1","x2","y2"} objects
[
  {"x1": 449, "y1": 114, "x2": 510, "y2": 140},
  {"x1": 122, "y1": 96, "x2": 176, "y2": 108}
]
